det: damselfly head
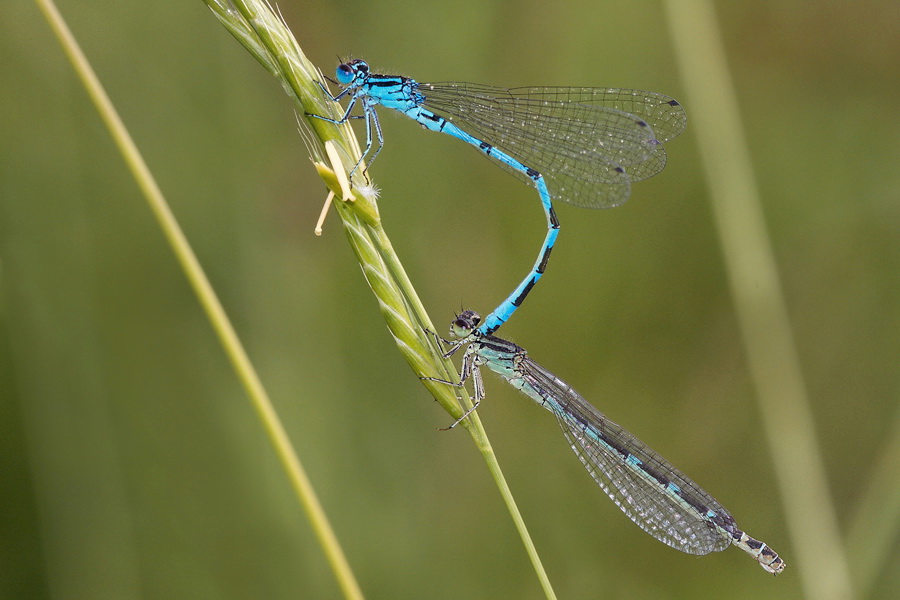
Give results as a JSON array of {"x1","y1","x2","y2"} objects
[
  {"x1": 336, "y1": 59, "x2": 369, "y2": 86},
  {"x1": 450, "y1": 310, "x2": 481, "y2": 338}
]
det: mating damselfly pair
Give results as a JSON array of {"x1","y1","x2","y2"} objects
[{"x1": 309, "y1": 59, "x2": 784, "y2": 574}]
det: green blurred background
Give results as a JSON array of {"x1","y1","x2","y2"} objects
[{"x1": 2, "y1": 1, "x2": 898, "y2": 599}]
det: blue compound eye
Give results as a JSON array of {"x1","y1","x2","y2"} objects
[{"x1": 335, "y1": 63, "x2": 354, "y2": 85}]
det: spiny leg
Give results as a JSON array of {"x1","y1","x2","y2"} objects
[{"x1": 420, "y1": 347, "x2": 483, "y2": 429}]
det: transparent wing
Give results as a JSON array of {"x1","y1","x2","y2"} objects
[
  {"x1": 419, "y1": 83, "x2": 687, "y2": 208},
  {"x1": 519, "y1": 357, "x2": 733, "y2": 555}
]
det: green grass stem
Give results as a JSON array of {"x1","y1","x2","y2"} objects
[
  {"x1": 663, "y1": 2, "x2": 854, "y2": 598},
  {"x1": 207, "y1": 1, "x2": 559, "y2": 598},
  {"x1": 34, "y1": 0, "x2": 365, "y2": 598},
  {"x1": 206, "y1": 0, "x2": 556, "y2": 598}
]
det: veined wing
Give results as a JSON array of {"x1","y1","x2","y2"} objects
[
  {"x1": 518, "y1": 356, "x2": 733, "y2": 555},
  {"x1": 419, "y1": 83, "x2": 687, "y2": 209}
]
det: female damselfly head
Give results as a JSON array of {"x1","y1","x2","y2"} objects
[
  {"x1": 451, "y1": 310, "x2": 482, "y2": 338},
  {"x1": 336, "y1": 59, "x2": 369, "y2": 86}
]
